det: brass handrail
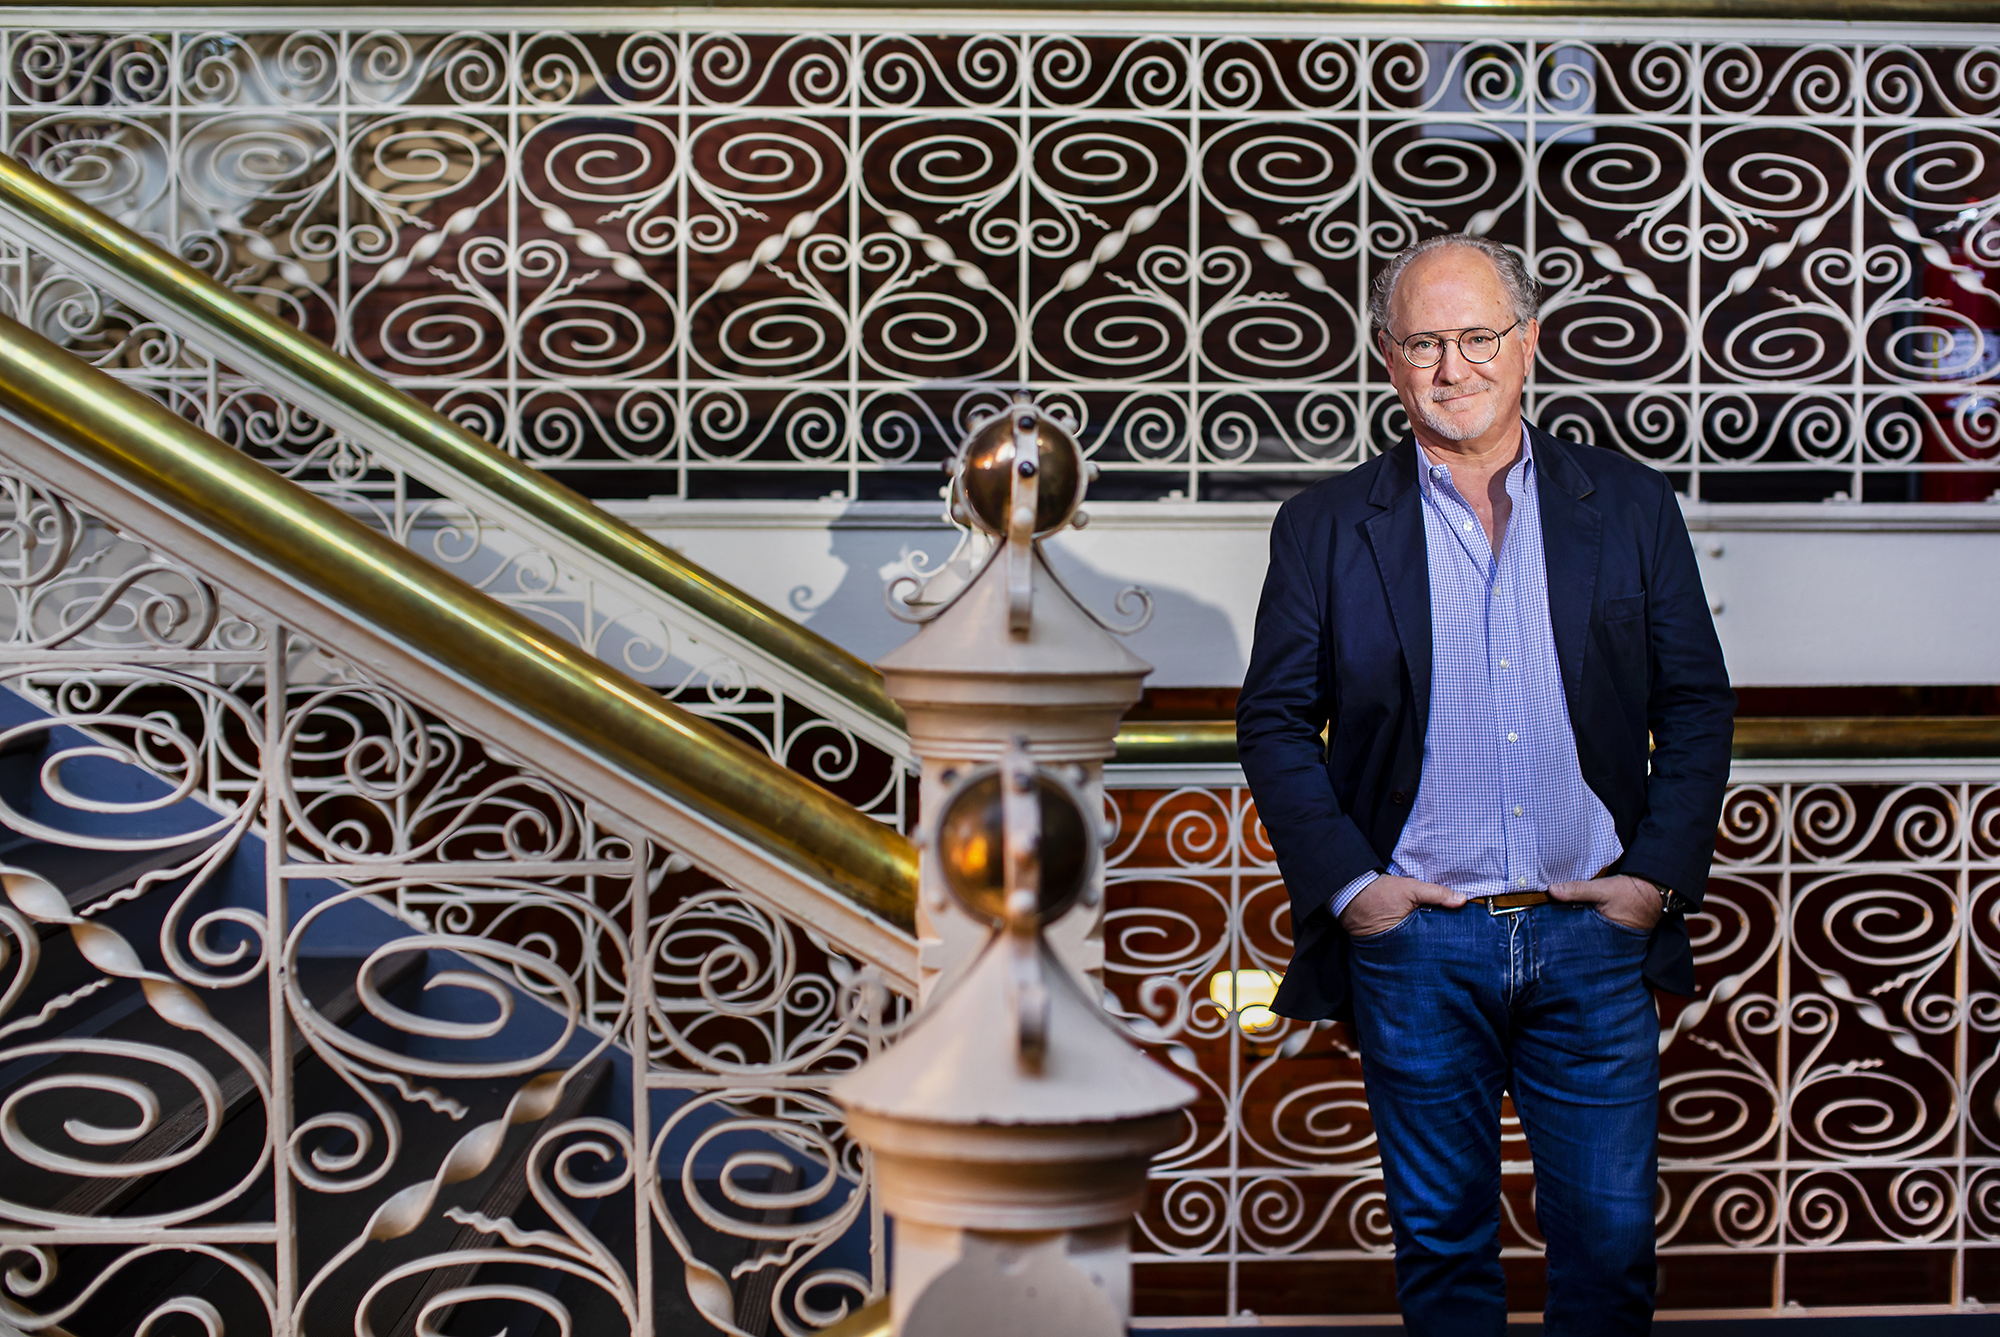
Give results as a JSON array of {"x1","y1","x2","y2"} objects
[
  {"x1": 1730, "y1": 716, "x2": 2000, "y2": 759},
  {"x1": 0, "y1": 154, "x2": 1193, "y2": 768},
  {"x1": 0, "y1": 152, "x2": 904, "y2": 736},
  {"x1": 19, "y1": 155, "x2": 1993, "y2": 781},
  {"x1": 1113, "y1": 719, "x2": 1240, "y2": 766},
  {"x1": 1111, "y1": 717, "x2": 2000, "y2": 766},
  {"x1": 0, "y1": 312, "x2": 919, "y2": 928}
]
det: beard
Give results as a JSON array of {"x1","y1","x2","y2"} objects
[{"x1": 1408, "y1": 379, "x2": 1499, "y2": 443}]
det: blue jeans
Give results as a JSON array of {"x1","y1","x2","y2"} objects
[{"x1": 1347, "y1": 900, "x2": 1659, "y2": 1336}]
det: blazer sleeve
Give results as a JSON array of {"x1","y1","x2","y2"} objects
[
  {"x1": 1618, "y1": 475, "x2": 1735, "y2": 905},
  {"x1": 1237, "y1": 500, "x2": 1384, "y2": 919}
]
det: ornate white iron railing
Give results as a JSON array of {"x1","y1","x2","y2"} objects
[
  {"x1": 2, "y1": 10, "x2": 1997, "y2": 1330},
  {"x1": 1101, "y1": 762, "x2": 2000, "y2": 1321},
  {"x1": 2, "y1": 14, "x2": 1995, "y2": 511},
  {"x1": 0, "y1": 297, "x2": 927, "y2": 1336},
  {"x1": 0, "y1": 454, "x2": 902, "y2": 1337},
  {"x1": 3, "y1": 12, "x2": 1996, "y2": 852},
  {"x1": 0, "y1": 142, "x2": 919, "y2": 815}
]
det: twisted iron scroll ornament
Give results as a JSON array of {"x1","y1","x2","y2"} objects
[
  {"x1": 1097, "y1": 778, "x2": 2000, "y2": 1316},
  {"x1": 0, "y1": 468, "x2": 900, "y2": 1336},
  {"x1": 4, "y1": 27, "x2": 1994, "y2": 505}
]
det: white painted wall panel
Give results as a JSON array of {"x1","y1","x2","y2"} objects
[
  {"x1": 608, "y1": 501, "x2": 2000, "y2": 688},
  {"x1": 1684, "y1": 506, "x2": 2000, "y2": 687}
]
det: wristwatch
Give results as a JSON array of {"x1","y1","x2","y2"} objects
[{"x1": 1639, "y1": 876, "x2": 1687, "y2": 916}]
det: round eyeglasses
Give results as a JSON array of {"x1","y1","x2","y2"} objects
[{"x1": 1385, "y1": 320, "x2": 1523, "y2": 368}]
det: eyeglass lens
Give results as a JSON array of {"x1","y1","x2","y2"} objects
[{"x1": 1402, "y1": 329, "x2": 1502, "y2": 367}]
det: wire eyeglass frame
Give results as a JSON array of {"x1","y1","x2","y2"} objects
[{"x1": 1384, "y1": 320, "x2": 1526, "y2": 369}]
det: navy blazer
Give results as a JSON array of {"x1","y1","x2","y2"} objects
[{"x1": 1237, "y1": 425, "x2": 1735, "y2": 1020}]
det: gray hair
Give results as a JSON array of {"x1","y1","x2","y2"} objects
[{"x1": 1368, "y1": 234, "x2": 1540, "y2": 333}]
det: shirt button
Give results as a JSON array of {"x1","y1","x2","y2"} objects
[
  {"x1": 1463, "y1": 521, "x2": 1474, "y2": 532},
  {"x1": 1498, "y1": 658, "x2": 1509, "y2": 668},
  {"x1": 1514, "y1": 805, "x2": 1524, "y2": 817},
  {"x1": 1518, "y1": 877, "x2": 1528, "y2": 888},
  {"x1": 1507, "y1": 731, "x2": 1518, "y2": 742}
]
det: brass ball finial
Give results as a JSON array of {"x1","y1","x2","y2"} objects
[
  {"x1": 934, "y1": 761, "x2": 1094, "y2": 928},
  {"x1": 955, "y1": 396, "x2": 1087, "y2": 538}
]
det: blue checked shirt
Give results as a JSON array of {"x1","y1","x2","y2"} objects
[{"x1": 1329, "y1": 427, "x2": 1622, "y2": 919}]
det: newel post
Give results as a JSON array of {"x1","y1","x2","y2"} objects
[
  {"x1": 832, "y1": 400, "x2": 1195, "y2": 1334},
  {"x1": 873, "y1": 394, "x2": 1153, "y2": 1000}
]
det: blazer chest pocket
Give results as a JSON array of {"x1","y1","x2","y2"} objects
[
  {"x1": 1603, "y1": 593, "x2": 1646, "y2": 624},
  {"x1": 1598, "y1": 593, "x2": 1647, "y2": 671}
]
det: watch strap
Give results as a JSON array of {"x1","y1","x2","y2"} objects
[{"x1": 1634, "y1": 874, "x2": 1684, "y2": 915}]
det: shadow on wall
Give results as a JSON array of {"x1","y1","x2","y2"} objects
[
  {"x1": 1038, "y1": 539, "x2": 1245, "y2": 686},
  {"x1": 805, "y1": 504, "x2": 1244, "y2": 685}
]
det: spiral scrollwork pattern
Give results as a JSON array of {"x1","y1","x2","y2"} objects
[
  {"x1": 6, "y1": 17, "x2": 1996, "y2": 842},
  {"x1": 1104, "y1": 770, "x2": 2000, "y2": 1317},
  {"x1": 5, "y1": 21, "x2": 1995, "y2": 513},
  {"x1": 1, "y1": 24, "x2": 930, "y2": 824},
  {"x1": 2, "y1": 13, "x2": 1998, "y2": 1328},
  {"x1": 0, "y1": 463, "x2": 902, "y2": 1335}
]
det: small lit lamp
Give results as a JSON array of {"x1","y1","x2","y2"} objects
[{"x1": 1208, "y1": 968, "x2": 1284, "y2": 1036}]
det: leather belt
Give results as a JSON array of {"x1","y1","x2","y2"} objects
[
  {"x1": 1484, "y1": 889, "x2": 1551, "y2": 914},
  {"x1": 1475, "y1": 865, "x2": 1620, "y2": 916}
]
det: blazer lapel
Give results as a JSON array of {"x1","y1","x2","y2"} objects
[
  {"x1": 1531, "y1": 427, "x2": 1601, "y2": 710},
  {"x1": 1362, "y1": 439, "x2": 1433, "y2": 743}
]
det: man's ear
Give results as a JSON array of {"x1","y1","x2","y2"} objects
[{"x1": 1519, "y1": 318, "x2": 1540, "y2": 375}]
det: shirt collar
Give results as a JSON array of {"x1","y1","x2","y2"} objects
[{"x1": 1418, "y1": 421, "x2": 1532, "y2": 497}]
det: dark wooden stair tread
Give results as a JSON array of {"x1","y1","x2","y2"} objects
[
  {"x1": 733, "y1": 1161, "x2": 804, "y2": 1337},
  {"x1": 6, "y1": 955, "x2": 553, "y2": 1337},
  {"x1": 0, "y1": 837, "x2": 216, "y2": 940},
  {"x1": 272, "y1": 1053, "x2": 618, "y2": 1336}
]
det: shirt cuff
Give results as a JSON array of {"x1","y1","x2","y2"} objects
[{"x1": 1328, "y1": 869, "x2": 1381, "y2": 924}]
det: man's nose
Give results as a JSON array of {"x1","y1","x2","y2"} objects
[
  {"x1": 1432, "y1": 340, "x2": 1476, "y2": 379},
  {"x1": 1433, "y1": 337, "x2": 1475, "y2": 376}
]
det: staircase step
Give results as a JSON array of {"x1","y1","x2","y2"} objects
[
  {"x1": 730, "y1": 1161, "x2": 803, "y2": 1337},
  {"x1": 6, "y1": 838, "x2": 220, "y2": 939},
  {"x1": 434, "y1": 1147, "x2": 818, "y2": 1337},
  {"x1": 283, "y1": 1054, "x2": 616, "y2": 1337},
  {"x1": 0, "y1": 955, "x2": 422, "y2": 1221}
]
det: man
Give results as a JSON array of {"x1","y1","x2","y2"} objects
[{"x1": 1236, "y1": 234, "x2": 1733, "y2": 1335}]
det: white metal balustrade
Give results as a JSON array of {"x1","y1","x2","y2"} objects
[
  {"x1": 1, "y1": 9, "x2": 1997, "y2": 1331},
  {"x1": 0, "y1": 463, "x2": 906, "y2": 1337},
  {"x1": 2, "y1": 15, "x2": 1994, "y2": 510},
  {"x1": 1099, "y1": 763, "x2": 2000, "y2": 1320},
  {"x1": 4, "y1": 11, "x2": 1996, "y2": 816},
  {"x1": 0, "y1": 287, "x2": 930, "y2": 1336}
]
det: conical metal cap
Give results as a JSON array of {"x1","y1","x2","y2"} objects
[
  {"x1": 833, "y1": 930, "x2": 1194, "y2": 1127},
  {"x1": 877, "y1": 545, "x2": 1150, "y2": 684}
]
